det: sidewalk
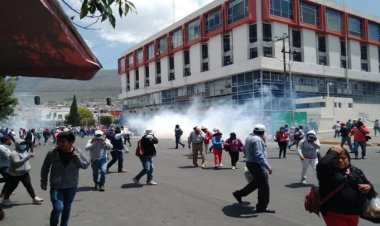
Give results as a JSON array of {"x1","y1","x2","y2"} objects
[{"x1": 318, "y1": 130, "x2": 380, "y2": 146}]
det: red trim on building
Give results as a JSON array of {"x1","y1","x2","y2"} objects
[
  {"x1": 118, "y1": 57, "x2": 126, "y2": 74},
  {"x1": 155, "y1": 34, "x2": 170, "y2": 60},
  {"x1": 298, "y1": 0, "x2": 323, "y2": 32},
  {"x1": 144, "y1": 41, "x2": 156, "y2": 64},
  {"x1": 184, "y1": 17, "x2": 202, "y2": 48},
  {"x1": 225, "y1": 0, "x2": 256, "y2": 31},
  {"x1": 168, "y1": 26, "x2": 185, "y2": 54},
  {"x1": 203, "y1": 6, "x2": 224, "y2": 39}
]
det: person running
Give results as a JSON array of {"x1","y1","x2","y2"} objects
[
  {"x1": 373, "y1": 119, "x2": 380, "y2": 136},
  {"x1": 43, "y1": 128, "x2": 50, "y2": 145},
  {"x1": 188, "y1": 126, "x2": 206, "y2": 168},
  {"x1": 41, "y1": 131, "x2": 89, "y2": 226},
  {"x1": 232, "y1": 124, "x2": 275, "y2": 213},
  {"x1": 349, "y1": 121, "x2": 369, "y2": 159},
  {"x1": 0, "y1": 136, "x2": 12, "y2": 198},
  {"x1": 201, "y1": 126, "x2": 213, "y2": 154},
  {"x1": 107, "y1": 127, "x2": 127, "y2": 173},
  {"x1": 339, "y1": 122, "x2": 353, "y2": 152},
  {"x1": 274, "y1": 127, "x2": 289, "y2": 159},
  {"x1": 85, "y1": 130, "x2": 113, "y2": 191},
  {"x1": 2, "y1": 138, "x2": 43, "y2": 206},
  {"x1": 174, "y1": 125, "x2": 185, "y2": 149},
  {"x1": 133, "y1": 129, "x2": 159, "y2": 185},
  {"x1": 223, "y1": 132, "x2": 244, "y2": 170},
  {"x1": 297, "y1": 130, "x2": 320, "y2": 184},
  {"x1": 211, "y1": 131, "x2": 224, "y2": 170}
]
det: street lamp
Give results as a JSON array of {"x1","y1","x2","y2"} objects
[{"x1": 327, "y1": 82, "x2": 333, "y2": 97}]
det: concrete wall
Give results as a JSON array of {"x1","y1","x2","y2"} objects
[
  {"x1": 302, "y1": 29, "x2": 317, "y2": 64},
  {"x1": 327, "y1": 35, "x2": 341, "y2": 68}
]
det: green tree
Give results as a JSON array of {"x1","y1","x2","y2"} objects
[
  {"x1": 62, "y1": 0, "x2": 136, "y2": 28},
  {"x1": 100, "y1": 115, "x2": 113, "y2": 127},
  {"x1": 0, "y1": 76, "x2": 18, "y2": 121},
  {"x1": 65, "y1": 95, "x2": 80, "y2": 126},
  {"x1": 78, "y1": 107, "x2": 96, "y2": 126}
]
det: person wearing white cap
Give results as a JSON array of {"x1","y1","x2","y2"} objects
[
  {"x1": 298, "y1": 130, "x2": 320, "y2": 184},
  {"x1": 133, "y1": 129, "x2": 158, "y2": 185},
  {"x1": 85, "y1": 130, "x2": 113, "y2": 191},
  {"x1": 232, "y1": 124, "x2": 275, "y2": 213}
]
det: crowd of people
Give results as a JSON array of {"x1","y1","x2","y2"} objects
[{"x1": 0, "y1": 118, "x2": 378, "y2": 226}]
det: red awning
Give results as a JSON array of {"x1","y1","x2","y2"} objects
[{"x1": 0, "y1": 0, "x2": 102, "y2": 80}]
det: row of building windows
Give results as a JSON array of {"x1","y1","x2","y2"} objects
[{"x1": 119, "y1": 0, "x2": 380, "y2": 73}]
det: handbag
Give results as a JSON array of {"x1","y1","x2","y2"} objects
[
  {"x1": 357, "y1": 127, "x2": 371, "y2": 142},
  {"x1": 304, "y1": 182, "x2": 345, "y2": 216},
  {"x1": 361, "y1": 197, "x2": 380, "y2": 223},
  {"x1": 135, "y1": 139, "x2": 145, "y2": 157}
]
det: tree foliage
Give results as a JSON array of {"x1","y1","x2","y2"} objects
[
  {"x1": 78, "y1": 107, "x2": 96, "y2": 126},
  {"x1": 0, "y1": 76, "x2": 18, "y2": 122},
  {"x1": 100, "y1": 115, "x2": 113, "y2": 127},
  {"x1": 79, "y1": 0, "x2": 136, "y2": 28},
  {"x1": 65, "y1": 95, "x2": 80, "y2": 126}
]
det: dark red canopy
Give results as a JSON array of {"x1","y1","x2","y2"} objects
[{"x1": 0, "y1": 0, "x2": 102, "y2": 80}]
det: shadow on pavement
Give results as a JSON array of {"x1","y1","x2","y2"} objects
[
  {"x1": 285, "y1": 183, "x2": 314, "y2": 189},
  {"x1": 121, "y1": 183, "x2": 143, "y2": 189},
  {"x1": 77, "y1": 186, "x2": 96, "y2": 192},
  {"x1": 222, "y1": 203, "x2": 258, "y2": 218}
]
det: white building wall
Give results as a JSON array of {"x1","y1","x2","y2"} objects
[
  {"x1": 209, "y1": 35, "x2": 222, "y2": 70},
  {"x1": 327, "y1": 35, "x2": 341, "y2": 68},
  {"x1": 349, "y1": 40, "x2": 361, "y2": 70},
  {"x1": 130, "y1": 70, "x2": 136, "y2": 91},
  {"x1": 232, "y1": 25, "x2": 249, "y2": 63},
  {"x1": 161, "y1": 57, "x2": 169, "y2": 83},
  {"x1": 174, "y1": 51, "x2": 184, "y2": 80},
  {"x1": 302, "y1": 29, "x2": 317, "y2": 64},
  {"x1": 190, "y1": 43, "x2": 201, "y2": 76},
  {"x1": 138, "y1": 67, "x2": 143, "y2": 89},
  {"x1": 369, "y1": 44, "x2": 379, "y2": 73},
  {"x1": 149, "y1": 62, "x2": 155, "y2": 87},
  {"x1": 120, "y1": 74, "x2": 126, "y2": 94}
]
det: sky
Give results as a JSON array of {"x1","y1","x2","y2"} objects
[{"x1": 60, "y1": 0, "x2": 380, "y2": 70}]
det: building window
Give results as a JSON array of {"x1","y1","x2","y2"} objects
[
  {"x1": 206, "y1": 9, "x2": 221, "y2": 33},
  {"x1": 155, "y1": 61, "x2": 161, "y2": 84},
  {"x1": 292, "y1": 30, "x2": 301, "y2": 48},
  {"x1": 270, "y1": 0, "x2": 293, "y2": 19},
  {"x1": 378, "y1": 47, "x2": 380, "y2": 72},
  {"x1": 293, "y1": 51, "x2": 302, "y2": 62},
  {"x1": 126, "y1": 72, "x2": 130, "y2": 91},
  {"x1": 171, "y1": 29, "x2": 183, "y2": 49},
  {"x1": 341, "y1": 59, "x2": 347, "y2": 69},
  {"x1": 250, "y1": 47, "x2": 258, "y2": 59},
  {"x1": 187, "y1": 19, "x2": 200, "y2": 42},
  {"x1": 137, "y1": 49, "x2": 143, "y2": 64},
  {"x1": 147, "y1": 43, "x2": 154, "y2": 60},
  {"x1": 118, "y1": 57, "x2": 125, "y2": 72},
  {"x1": 227, "y1": 0, "x2": 248, "y2": 24},
  {"x1": 128, "y1": 54, "x2": 134, "y2": 67},
  {"x1": 169, "y1": 55, "x2": 175, "y2": 81},
  {"x1": 360, "y1": 44, "x2": 369, "y2": 72},
  {"x1": 145, "y1": 66, "x2": 149, "y2": 87},
  {"x1": 349, "y1": 16, "x2": 362, "y2": 36},
  {"x1": 300, "y1": 1, "x2": 319, "y2": 26},
  {"x1": 348, "y1": 103, "x2": 353, "y2": 108},
  {"x1": 263, "y1": 47, "x2": 273, "y2": 57},
  {"x1": 222, "y1": 34, "x2": 233, "y2": 66},
  {"x1": 183, "y1": 50, "x2": 191, "y2": 77},
  {"x1": 326, "y1": 8, "x2": 342, "y2": 32},
  {"x1": 340, "y1": 39, "x2": 346, "y2": 57},
  {"x1": 249, "y1": 24, "x2": 257, "y2": 43},
  {"x1": 263, "y1": 23, "x2": 272, "y2": 42},
  {"x1": 317, "y1": 35, "x2": 327, "y2": 65},
  {"x1": 368, "y1": 22, "x2": 380, "y2": 41},
  {"x1": 157, "y1": 36, "x2": 168, "y2": 55},
  {"x1": 201, "y1": 43, "x2": 209, "y2": 72},
  {"x1": 135, "y1": 70, "x2": 139, "y2": 89}
]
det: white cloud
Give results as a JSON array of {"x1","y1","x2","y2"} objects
[{"x1": 90, "y1": 0, "x2": 214, "y2": 44}]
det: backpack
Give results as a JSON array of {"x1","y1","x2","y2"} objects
[
  {"x1": 304, "y1": 183, "x2": 345, "y2": 215},
  {"x1": 135, "y1": 139, "x2": 145, "y2": 157}
]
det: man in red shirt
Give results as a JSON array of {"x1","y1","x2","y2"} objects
[{"x1": 349, "y1": 121, "x2": 370, "y2": 159}]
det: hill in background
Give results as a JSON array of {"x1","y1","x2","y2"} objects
[{"x1": 14, "y1": 69, "x2": 121, "y2": 105}]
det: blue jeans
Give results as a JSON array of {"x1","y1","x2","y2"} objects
[
  {"x1": 50, "y1": 187, "x2": 77, "y2": 226},
  {"x1": 91, "y1": 158, "x2": 107, "y2": 186},
  {"x1": 134, "y1": 156, "x2": 154, "y2": 182},
  {"x1": 354, "y1": 141, "x2": 366, "y2": 157}
]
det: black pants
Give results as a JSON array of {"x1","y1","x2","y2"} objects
[
  {"x1": 4, "y1": 173, "x2": 36, "y2": 199},
  {"x1": 229, "y1": 151, "x2": 239, "y2": 166},
  {"x1": 107, "y1": 150, "x2": 124, "y2": 171},
  {"x1": 0, "y1": 169, "x2": 10, "y2": 196},
  {"x1": 175, "y1": 136, "x2": 184, "y2": 148},
  {"x1": 278, "y1": 141, "x2": 287, "y2": 158},
  {"x1": 235, "y1": 162, "x2": 270, "y2": 211}
]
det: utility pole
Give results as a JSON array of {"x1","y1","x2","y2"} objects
[{"x1": 274, "y1": 33, "x2": 295, "y2": 124}]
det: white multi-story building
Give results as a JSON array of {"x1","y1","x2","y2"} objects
[{"x1": 117, "y1": 0, "x2": 380, "y2": 129}]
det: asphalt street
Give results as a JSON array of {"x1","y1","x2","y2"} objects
[{"x1": 1, "y1": 135, "x2": 379, "y2": 226}]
